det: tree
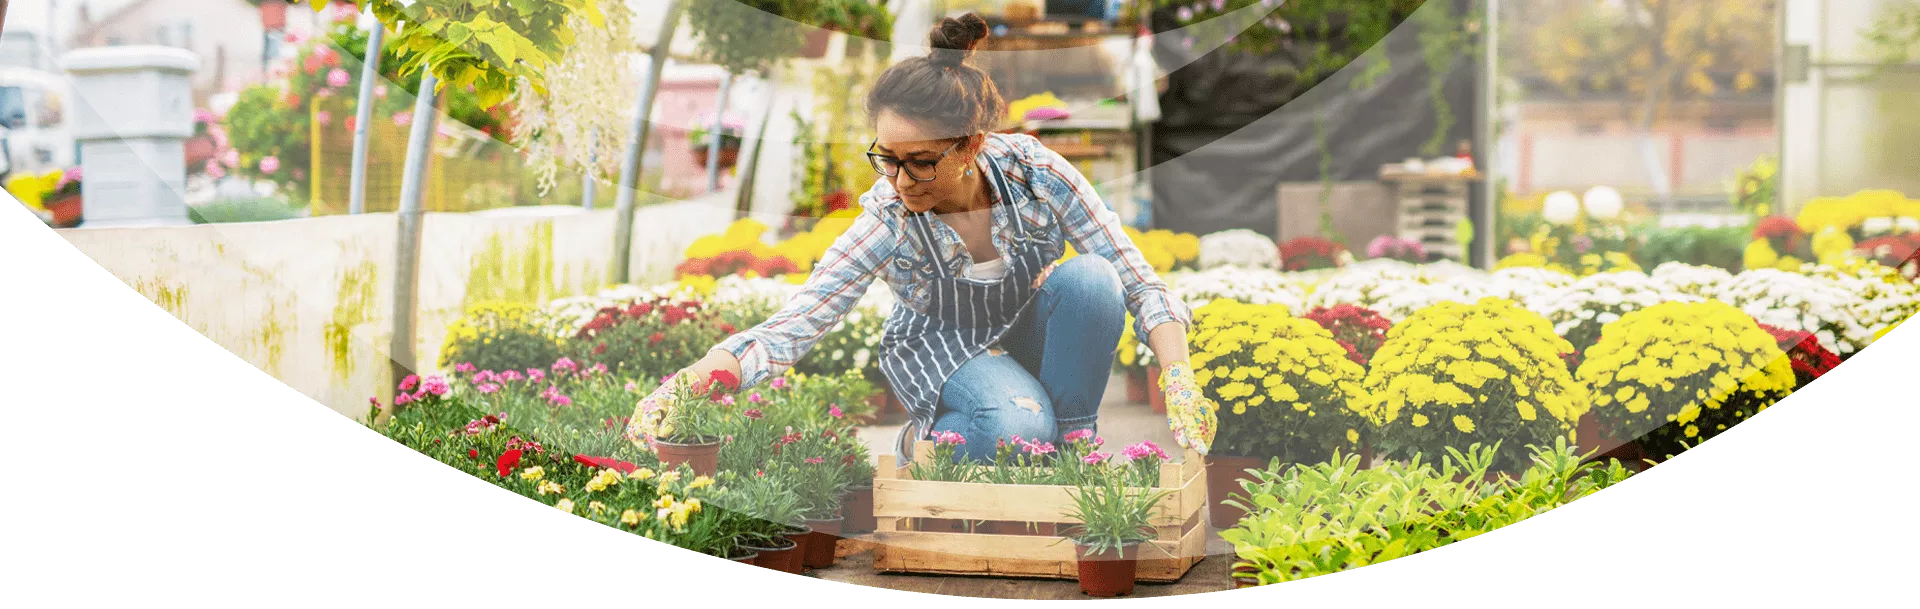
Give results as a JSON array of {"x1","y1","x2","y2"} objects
[
  {"x1": 284, "y1": 0, "x2": 608, "y2": 108},
  {"x1": 1865, "y1": 0, "x2": 1920, "y2": 65},
  {"x1": 1509, "y1": 0, "x2": 1776, "y2": 197}
]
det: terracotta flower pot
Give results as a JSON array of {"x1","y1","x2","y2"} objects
[
  {"x1": 44, "y1": 193, "x2": 82, "y2": 228},
  {"x1": 802, "y1": 517, "x2": 844, "y2": 569},
  {"x1": 778, "y1": 524, "x2": 812, "y2": 574},
  {"x1": 651, "y1": 437, "x2": 721, "y2": 477},
  {"x1": 1125, "y1": 370, "x2": 1150, "y2": 404},
  {"x1": 726, "y1": 545, "x2": 759, "y2": 564},
  {"x1": 1205, "y1": 455, "x2": 1268, "y2": 528},
  {"x1": 800, "y1": 29, "x2": 833, "y2": 58},
  {"x1": 259, "y1": 0, "x2": 289, "y2": 30},
  {"x1": 743, "y1": 535, "x2": 800, "y2": 573},
  {"x1": 691, "y1": 145, "x2": 740, "y2": 169},
  {"x1": 1146, "y1": 364, "x2": 1166, "y2": 414},
  {"x1": 1073, "y1": 542, "x2": 1141, "y2": 597},
  {"x1": 841, "y1": 486, "x2": 876, "y2": 534},
  {"x1": 185, "y1": 135, "x2": 217, "y2": 169}
]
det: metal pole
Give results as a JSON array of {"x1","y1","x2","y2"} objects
[
  {"x1": 706, "y1": 72, "x2": 735, "y2": 193},
  {"x1": 735, "y1": 75, "x2": 779, "y2": 215},
  {"x1": 1476, "y1": 0, "x2": 1499, "y2": 269},
  {"x1": 389, "y1": 67, "x2": 439, "y2": 406},
  {"x1": 582, "y1": 128, "x2": 598, "y2": 209},
  {"x1": 613, "y1": 0, "x2": 685, "y2": 285},
  {"x1": 348, "y1": 23, "x2": 384, "y2": 215}
]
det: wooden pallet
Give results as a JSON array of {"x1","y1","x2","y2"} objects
[{"x1": 868, "y1": 441, "x2": 1208, "y2": 582}]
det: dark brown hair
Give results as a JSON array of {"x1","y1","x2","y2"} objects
[{"x1": 866, "y1": 13, "x2": 1007, "y2": 147}]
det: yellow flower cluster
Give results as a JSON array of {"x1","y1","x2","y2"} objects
[
  {"x1": 1576, "y1": 300, "x2": 1794, "y2": 456},
  {"x1": 1496, "y1": 251, "x2": 1639, "y2": 277},
  {"x1": 585, "y1": 468, "x2": 624, "y2": 493},
  {"x1": 1364, "y1": 298, "x2": 1586, "y2": 466},
  {"x1": 685, "y1": 218, "x2": 774, "y2": 261},
  {"x1": 1123, "y1": 226, "x2": 1201, "y2": 273},
  {"x1": 1796, "y1": 189, "x2": 1920, "y2": 232},
  {"x1": 4, "y1": 169, "x2": 66, "y2": 211},
  {"x1": 645, "y1": 472, "x2": 718, "y2": 532},
  {"x1": 1116, "y1": 312, "x2": 1151, "y2": 371},
  {"x1": 772, "y1": 209, "x2": 862, "y2": 273},
  {"x1": 1189, "y1": 300, "x2": 1370, "y2": 457},
  {"x1": 1742, "y1": 240, "x2": 1806, "y2": 272},
  {"x1": 437, "y1": 301, "x2": 545, "y2": 369}
]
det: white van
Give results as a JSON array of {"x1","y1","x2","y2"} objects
[{"x1": 0, "y1": 67, "x2": 78, "y2": 178}]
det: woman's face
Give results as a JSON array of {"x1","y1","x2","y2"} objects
[{"x1": 873, "y1": 109, "x2": 978, "y2": 214}]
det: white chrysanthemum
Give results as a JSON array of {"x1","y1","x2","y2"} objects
[
  {"x1": 1165, "y1": 266, "x2": 1306, "y2": 310},
  {"x1": 1649, "y1": 262, "x2": 1735, "y2": 299},
  {"x1": 711, "y1": 275, "x2": 803, "y2": 306},
  {"x1": 1717, "y1": 268, "x2": 1872, "y2": 354},
  {"x1": 1797, "y1": 262, "x2": 1920, "y2": 344},
  {"x1": 1474, "y1": 267, "x2": 1577, "y2": 301},
  {"x1": 1522, "y1": 271, "x2": 1698, "y2": 349},
  {"x1": 1197, "y1": 229, "x2": 1282, "y2": 270}
]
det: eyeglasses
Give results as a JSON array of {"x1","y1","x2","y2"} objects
[{"x1": 868, "y1": 139, "x2": 959, "y2": 183}]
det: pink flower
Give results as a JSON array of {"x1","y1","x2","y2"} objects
[
  {"x1": 748, "y1": 393, "x2": 764, "y2": 404},
  {"x1": 367, "y1": 396, "x2": 381, "y2": 408},
  {"x1": 394, "y1": 392, "x2": 413, "y2": 406},
  {"x1": 527, "y1": 369, "x2": 545, "y2": 384},
  {"x1": 499, "y1": 370, "x2": 523, "y2": 382},
  {"x1": 475, "y1": 383, "x2": 500, "y2": 394},
  {"x1": 1123, "y1": 441, "x2": 1169, "y2": 462},
  {"x1": 1063, "y1": 429, "x2": 1095, "y2": 443},
  {"x1": 258, "y1": 156, "x2": 281, "y2": 175},
  {"x1": 420, "y1": 376, "x2": 450, "y2": 397},
  {"x1": 624, "y1": 382, "x2": 638, "y2": 393},
  {"x1": 314, "y1": 110, "x2": 332, "y2": 126},
  {"x1": 590, "y1": 363, "x2": 608, "y2": 375},
  {"x1": 474, "y1": 370, "x2": 497, "y2": 384},
  {"x1": 551, "y1": 357, "x2": 578, "y2": 374},
  {"x1": 326, "y1": 68, "x2": 351, "y2": 87},
  {"x1": 393, "y1": 111, "x2": 413, "y2": 127},
  {"x1": 828, "y1": 404, "x2": 844, "y2": 418},
  {"x1": 720, "y1": 395, "x2": 735, "y2": 406},
  {"x1": 454, "y1": 362, "x2": 476, "y2": 374},
  {"x1": 744, "y1": 409, "x2": 764, "y2": 420},
  {"x1": 374, "y1": 85, "x2": 388, "y2": 98},
  {"x1": 205, "y1": 163, "x2": 226, "y2": 179},
  {"x1": 1022, "y1": 441, "x2": 1056, "y2": 456},
  {"x1": 1082, "y1": 451, "x2": 1111, "y2": 465},
  {"x1": 932, "y1": 431, "x2": 966, "y2": 446},
  {"x1": 194, "y1": 108, "x2": 216, "y2": 124},
  {"x1": 550, "y1": 394, "x2": 573, "y2": 407},
  {"x1": 805, "y1": 457, "x2": 826, "y2": 465},
  {"x1": 770, "y1": 377, "x2": 788, "y2": 390},
  {"x1": 398, "y1": 375, "x2": 419, "y2": 392},
  {"x1": 221, "y1": 149, "x2": 241, "y2": 168}
]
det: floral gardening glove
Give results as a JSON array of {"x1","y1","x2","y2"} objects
[
  {"x1": 1160, "y1": 361, "x2": 1216, "y2": 456},
  {"x1": 626, "y1": 373, "x2": 693, "y2": 449}
]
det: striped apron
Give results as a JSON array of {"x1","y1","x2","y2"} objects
[{"x1": 880, "y1": 155, "x2": 1062, "y2": 461}]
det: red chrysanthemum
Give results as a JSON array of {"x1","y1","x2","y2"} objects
[
  {"x1": 1760, "y1": 323, "x2": 1841, "y2": 387},
  {"x1": 1303, "y1": 304, "x2": 1392, "y2": 365},
  {"x1": 648, "y1": 332, "x2": 665, "y2": 345}
]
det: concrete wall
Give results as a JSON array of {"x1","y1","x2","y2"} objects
[
  {"x1": 57, "y1": 194, "x2": 735, "y2": 420},
  {"x1": 1517, "y1": 132, "x2": 1776, "y2": 197}
]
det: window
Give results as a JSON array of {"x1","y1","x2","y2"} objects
[{"x1": 0, "y1": 87, "x2": 26, "y2": 130}]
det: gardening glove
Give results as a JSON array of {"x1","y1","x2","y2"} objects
[
  {"x1": 1161, "y1": 361, "x2": 1216, "y2": 456},
  {"x1": 626, "y1": 372, "x2": 694, "y2": 449}
]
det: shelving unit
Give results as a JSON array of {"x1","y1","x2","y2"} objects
[{"x1": 950, "y1": 1, "x2": 1154, "y2": 224}]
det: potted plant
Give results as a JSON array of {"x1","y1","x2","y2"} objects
[
  {"x1": 1575, "y1": 301, "x2": 1796, "y2": 467},
  {"x1": 772, "y1": 428, "x2": 853, "y2": 569},
  {"x1": 840, "y1": 444, "x2": 878, "y2": 535},
  {"x1": 1186, "y1": 300, "x2": 1372, "y2": 526},
  {"x1": 630, "y1": 369, "x2": 739, "y2": 477},
  {"x1": 41, "y1": 167, "x2": 83, "y2": 228},
  {"x1": 1060, "y1": 466, "x2": 1174, "y2": 597},
  {"x1": 728, "y1": 471, "x2": 808, "y2": 574},
  {"x1": 687, "y1": 116, "x2": 744, "y2": 169}
]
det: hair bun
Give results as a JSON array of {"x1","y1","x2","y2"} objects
[{"x1": 928, "y1": 13, "x2": 990, "y2": 68}]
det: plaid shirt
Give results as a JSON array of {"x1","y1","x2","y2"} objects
[{"x1": 713, "y1": 133, "x2": 1191, "y2": 389}]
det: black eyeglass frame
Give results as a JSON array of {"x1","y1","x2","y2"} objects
[{"x1": 867, "y1": 138, "x2": 961, "y2": 183}]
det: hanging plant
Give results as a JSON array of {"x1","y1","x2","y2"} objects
[{"x1": 509, "y1": 1, "x2": 640, "y2": 198}]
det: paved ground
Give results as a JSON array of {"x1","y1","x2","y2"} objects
[{"x1": 820, "y1": 374, "x2": 1240, "y2": 598}]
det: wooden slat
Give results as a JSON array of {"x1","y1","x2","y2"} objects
[
  {"x1": 870, "y1": 529, "x2": 1204, "y2": 582},
  {"x1": 873, "y1": 468, "x2": 1201, "y2": 526}
]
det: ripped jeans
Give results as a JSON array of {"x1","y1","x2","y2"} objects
[{"x1": 931, "y1": 255, "x2": 1127, "y2": 462}]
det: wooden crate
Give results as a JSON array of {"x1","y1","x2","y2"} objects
[{"x1": 869, "y1": 441, "x2": 1208, "y2": 582}]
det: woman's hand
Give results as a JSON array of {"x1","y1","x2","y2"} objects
[
  {"x1": 1160, "y1": 361, "x2": 1217, "y2": 456},
  {"x1": 626, "y1": 351, "x2": 743, "y2": 448}
]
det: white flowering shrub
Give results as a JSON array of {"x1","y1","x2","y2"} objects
[
  {"x1": 1166, "y1": 266, "x2": 1307, "y2": 310},
  {"x1": 1717, "y1": 268, "x2": 1872, "y2": 355},
  {"x1": 1649, "y1": 262, "x2": 1735, "y2": 299},
  {"x1": 1522, "y1": 271, "x2": 1699, "y2": 354},
  {"x1": 1198, "y1": 229, "x2": 1283, "y2": 270}
]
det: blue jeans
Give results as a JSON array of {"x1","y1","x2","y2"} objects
[{"x1": 932, "y1": 255, "x2": 1126, "y2": 462}]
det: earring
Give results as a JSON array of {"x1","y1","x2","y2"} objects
[{"x1": 965, "y1": 166, "x2": 975, "y2": 177}]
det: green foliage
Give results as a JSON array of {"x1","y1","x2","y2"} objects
[
  {"x1": 1220, "y1": 441, "x2": 1634, "y2": 586},
  {"x1": 1062, "y1": 467, "x2": 1175, "y2": 554},
  {"x1": 187, "y1": 197, "x2": 302, "y2": 224},
  {"x1": 1635, "y1": 223, "x2": 1752, "y2": 272},
  {"x1": 685, "y1": 0, "x2": 811, "y2": 75},
  {"x1": 352, "y1": 0, "x2": 606, "y2": 108},
  {"x1": 1866, "y1": 1, "x2": 1920, "y2": 65},
  {"x1": 439, "y1": 304, "x2": 568, "y2": 375}
]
